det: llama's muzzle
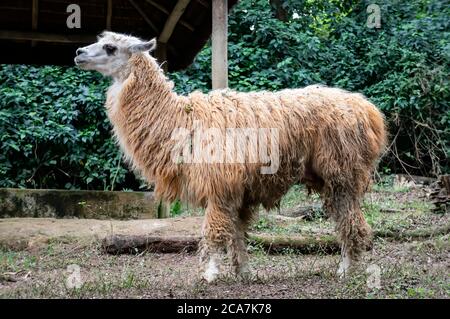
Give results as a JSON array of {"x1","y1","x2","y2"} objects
[{"x1": 74, "y1": 48, "x2": 88, "y2": 65}]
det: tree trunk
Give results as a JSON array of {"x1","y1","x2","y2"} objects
[
  {"x1": 100, "y1": 224, "x2": 449, "y2": 255},
  {"x1": 430, "y1": 175, "x2": 450, "y2": 214},
  {"x1": 101, "y1": 233, "x2": 340, "y2": 255},
  {"x1": 269, "y1": 0, "x2": 289, "y2": 22}
]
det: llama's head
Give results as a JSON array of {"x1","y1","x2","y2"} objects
[{"x1": 74, "y1": 31, "x2": 156, "y2": 77}]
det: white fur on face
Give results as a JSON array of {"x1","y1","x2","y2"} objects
[
  {"x1": 75, "y1": 41, "x2": 130, "y2": 77},
  {"x1": 74, "y1": 32, "x2": 155, "y2": 78}
]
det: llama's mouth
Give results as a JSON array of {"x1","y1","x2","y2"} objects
[{"x1": 74, "y1": 56, "x2": 88, "y2": 66}]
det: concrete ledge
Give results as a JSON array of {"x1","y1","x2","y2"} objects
[{"x1": 0, "y1": 188, "x2": 157, "y2": 219}]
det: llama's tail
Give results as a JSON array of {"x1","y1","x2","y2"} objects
[{"x1": 366, "y1": 103, "x2": 388, "y2": 162}]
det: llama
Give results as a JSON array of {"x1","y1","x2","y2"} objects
[{"x1": 75, "y1": 32, "x2": 387, "y2": 282}]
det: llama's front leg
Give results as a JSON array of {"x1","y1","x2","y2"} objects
[
  {"x1": 199, "y1": 238, "x2": 221, "y2": 283},
  {"x1": 199, "y1": 205, "x2": 235, "y2": 282}
]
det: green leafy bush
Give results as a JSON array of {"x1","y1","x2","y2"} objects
[
  {"x1": 0, "y1": 65, "x2": 141, "y2": 190},
  {"x1": 0, "y1": 0, "x2": 448, "y2": 190}
]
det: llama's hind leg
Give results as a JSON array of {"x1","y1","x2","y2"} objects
[
  {"x1": 199, "y1": 204, "x2": 236, "y2": 282},
  {"x1": 323, "y1": 186, "x2": 372, "y2": 277},
  {"x1": 228, "y1": 205, "x2": 254, "y2": 278},
  {"x1": 227, "y1": 229, "x2": 249, "y2": 278}
]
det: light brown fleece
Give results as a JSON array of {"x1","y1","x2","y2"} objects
[{"x1": 105, "y1": 48, "x2": 387, "y2": 274}]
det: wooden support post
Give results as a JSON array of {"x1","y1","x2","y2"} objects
[
  {"x1": 106, "y1": 0, "x2": 113, "y2": 30},
  {"x1": 157, "y1": 200, "x2": 171, "y2": 218},
  {"x1": 31, "y1": 0, "x2": 39, "y2": 47},
  {"x1": 211, "y1": 0, "x2": 228, "y2": 89}
]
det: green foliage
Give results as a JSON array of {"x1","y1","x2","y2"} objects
[
  {"x1": 170, "y1": 200, "x2": 183, "y2": 216},
  {"x1": 0, "y1": 0, "x2": 448, "y2": 190},
  {"x1": 0, "y1": 65, "x2": 141, "y2": 190}
]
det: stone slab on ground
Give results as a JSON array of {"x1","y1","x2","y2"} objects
[
  {"x1": 0, "y1": 217, "x2": 203, "y2": 250},
  {"x1": 0, "y1": 188, "x2": 158, "y2": 219}
]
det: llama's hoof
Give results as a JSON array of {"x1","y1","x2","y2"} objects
[
  {"x1": 236, "y1": 265, "x2": 251, "y2": 280},
  {"x1": 337, "y1": 256, "x2": 352, "y2": 278},
  {"x1": 337, "y1": 265, "x2": 348, "y2": 279},
  {"x1": 202, "y1": 270, "x2": 219, "y2": 283},
  {"x1": 202, "y1": 259, "x2": 220, "y2": 283}
]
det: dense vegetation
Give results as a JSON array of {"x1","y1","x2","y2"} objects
[{"x1": 0, "y1": 0, "x2": 448, "y2": 190}]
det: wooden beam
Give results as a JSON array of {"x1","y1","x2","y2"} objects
[
  {"x1": 196, "y1": 0, "x2": 209, "y2": 8},
  {"x1": 211, "y1": 0, "x2": 228, "y2": 89},
  {"x1": 0, "y1": 30, "x2": 96, "y2": 43},
  {"x1": 0, "y1": 6, "x2": 29, "y2": 11},
  {"x1": 145, "y1": 0, "x2": 169, "y2": 14},
  {"x1": 158, "y1": 0, "x2": 191, "y2": 44},
  {"x1": 128, "y1": 0, "x2": 159, "y2": 34},
  {"x1": 106, "y1": 0, "x2": 113, "y2": 30},
  {"x1": 145, "y1": 0, "x2": 194, "y2": 31}
]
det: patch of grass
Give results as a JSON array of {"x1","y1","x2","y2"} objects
[
  {"x1": 402, "y1": 200, "x2": 432, "y2": 213},
  {"x1": 278, "y1": 185, "x2": 320, "y2": 209},
  {"x1": 372, "y1": 176, "x2": 411, "y2": 193},
  {"x1": 252, "y1": 215, "x2": 277, "y2": 232},
  {"x1": 250, "y1": 213, "x2": 314, "y2": 235},
  {"x1": 0, "y1": 249, "x2": 37, "y2": 273},
  {"x1": 362, "y1": 201, "x2": 382, "y2": 227},
  {"x1": 280, "y1": 185, "x2": 305, "y2": 207},
  {"x1": 0, "y1": 250, "x2": 18, "y2": 272},
  {"x1": 247, "y1": 240, "x2": 268, "y2": 256},
  {"x1": 120, "y1": 268, "x2": 140, "y2": 289},
  {"x1": 407, "y1": 287, "x2": 436, "y2": 298},
  {"x1": 373, "y1": 183, "x2": 411, "y2": 194},
  {"x1": 170, "y1": 204, "x2": 204, "y2": 218},
  {"x1": 283, "y1": 223, "x2": 305, "y2": 234}
]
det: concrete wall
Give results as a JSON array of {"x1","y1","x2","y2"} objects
[{"x1": 0, "y1": 188, "x2": 157, "y2": 219}]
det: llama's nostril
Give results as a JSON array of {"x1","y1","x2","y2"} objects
[{"x1": 76, "y1": 48, "x2": 85, "y2": 56}]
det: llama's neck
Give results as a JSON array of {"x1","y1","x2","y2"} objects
[
  {"x1": 108, "y1": 53, "x2": 182, "y2": 114},
  {"x1": 106, "y1": 53, "x2": 189, "y2": 192}
]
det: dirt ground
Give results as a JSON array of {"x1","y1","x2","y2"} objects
[{"x1": 0, "y1": 181, "x2": 449, "y2": 299}]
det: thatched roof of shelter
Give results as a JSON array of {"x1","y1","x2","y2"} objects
[{"x1": 0, "y1": 0, "x2": 238, "y2": 71}]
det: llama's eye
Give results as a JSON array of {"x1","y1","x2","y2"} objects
[{"x1": 103, "y1": 44, "x2": 117, "y2": 55}]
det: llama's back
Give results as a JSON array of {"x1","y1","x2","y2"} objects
[
  {"x1": 297, "y1": 85, "x2": 387, "y2": 164},
  {"x1": 285, "y1": 85, "x2": 387, "y2": 195},
  {"x1": 186, "y1": 85, "x2": 387, "y2": 207},
  {"x1": 191, "y1": 85, "x2": 386, "y2": 160}
]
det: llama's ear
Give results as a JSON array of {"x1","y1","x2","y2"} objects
[{"x1": 129, "y1": 39, "x2": 157, "y2": 53}]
